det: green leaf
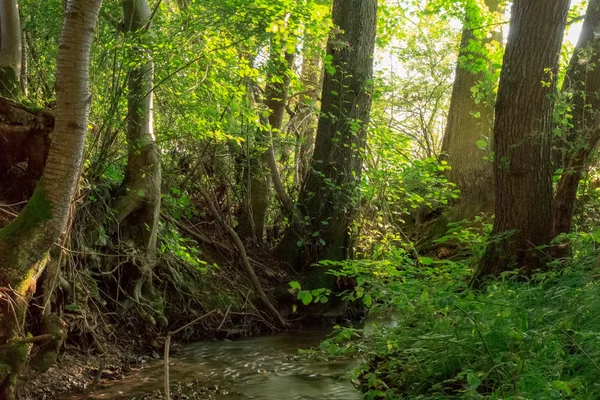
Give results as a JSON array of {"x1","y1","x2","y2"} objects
[
  {"x1": 289, "y1": 281, "x2": 301, "y2": 290},
  {"x1": 299, "y1": 291, "x2": 313, "y2": 305},
  {"x1": 420, "y1": 289, "x2": 429, "y2": 303},
  {"x1": 420, "y1": 257, "x2": 433, "y2": 265}
]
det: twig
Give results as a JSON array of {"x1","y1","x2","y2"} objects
[
  {"x1": 164, "y1": 333, "x2": 171, "y2": 400},
  {"x1": 217, "y1": 305, "x2": 231, "y2": 331},
  {"x1": 83, "y1": 359, "x2": 104, "y2": 400},
  {"x1": 164, "y1": 310, "x2": 217, "y2": 400}
]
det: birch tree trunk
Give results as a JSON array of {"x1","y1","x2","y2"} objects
[
  {"x1": 476, "y1": 0, "x2": 569, "y2": 279},
  {"x1": 0, "y1": 0, "x2": 101, "y2": 397}
]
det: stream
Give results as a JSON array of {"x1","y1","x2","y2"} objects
[{"x1": 86, "y1": 330, "x2": 361, "y2": 399}]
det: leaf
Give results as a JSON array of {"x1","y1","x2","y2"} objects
[
  {"x1": 420, "y1": 257, "x2": 433, "y2": 265},
  {"x1": 420, "y1": 289, "x2": 429, "y2": 303},
  {"x1": 299, "y1": 291, "x2": 313, "y2": 305},
  {"x1": 289, "y1": 281, "x2": 301, "y2": 290},
  {"x1": 364, "y1": 294, "x2": 372, "y2": 307},
  {"x1": 476, "y1": 140, "x2": 487, "y2": 149},
  {"x1": 296, "y1": 240, "x2": 303, "y2": 247}
]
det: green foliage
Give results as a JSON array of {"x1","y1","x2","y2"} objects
[
  {"x1": 320, "y1": 237, "x2": 600, "y2": 399},
  {"x1": 289, "y1": 281, "x2": 331, "y2": 305},
  {"x1": 160, "y1": 220, "x2": 215, "y2": 273}
]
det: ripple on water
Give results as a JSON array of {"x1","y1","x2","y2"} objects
[{"x1": 88, "y1": 330, "x2": 361, "y2": 400}]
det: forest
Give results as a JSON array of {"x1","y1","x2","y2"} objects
[{"x1": 1, "y1": 0, "x2": 600, "y2": 398}]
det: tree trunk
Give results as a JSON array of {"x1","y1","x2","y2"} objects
[
  {"x1": 279, "y1": 0, "x2": 378, "y2": 271},
  {"x1": 553, "y1": 0, "x2": 600, "y2": 243},
  {"x1": 0, "y1": 0, "x2": 22, "y2": 98},
  {"x1": 442, "y1": 0, "x2": 501, "y2": 221},
  {"x1": 109, "y1": 0, "x2": 165, "y2": 326},
  {"x1": 476, "y1": 0, "x2": 569, "y2": 279},
  {"x1": 293, "y1": 42, "x2": 322, "y2": 188},
  {"x1": 0, "y1": 0, "x2": 101, "y2": 397},
  {"x1": 239, "y1": 47, "x2": 295, "y2": 241}
]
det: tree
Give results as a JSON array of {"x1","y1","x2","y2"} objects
[
  {"x1": 441, "y1": 0, "x2": 501, "y2": 221},
  {"x1": 0, "y1": 0, "x2": 101, "y2": 397},
  {"x1": 240, "y1": 45, "x2": 296, "y2": 241},
  {"x1": 476, "y1": 0, "x2": 570, "y2": 279},
  {"x1": 0, "y1": 0, "x2": 22, "y2": 98},
  {"x1": 107, "y1": 0, "x2": 165, "y2": 325},
  {"x1": 293, "y1": 36, "x2": 322, "y2": 189},
  {"x1": 280, "y1": 0, "x2": 378, "y2": 271},
  {"x1": 553, "y1": 0, "x2": 600, "y2": 242}
]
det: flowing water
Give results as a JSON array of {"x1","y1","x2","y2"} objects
[{"x1": 86, "y1": 330, "x2": 361, "y2": 399}]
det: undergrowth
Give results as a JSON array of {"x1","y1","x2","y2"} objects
[{"x1": 320, "y1": 231, "x2": 600, "y2": 399}]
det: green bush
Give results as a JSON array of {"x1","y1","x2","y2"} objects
[{"x1": 321, "y1": 243, "x2": 600, "y2": 399}]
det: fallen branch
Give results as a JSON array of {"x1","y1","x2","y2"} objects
[{"x1": 199, "y1": 187, "x2": 288, "y2": 328}]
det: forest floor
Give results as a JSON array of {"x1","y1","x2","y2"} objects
[{"x1": 18, "y1": 338, "x2": 148, "y2": 400}]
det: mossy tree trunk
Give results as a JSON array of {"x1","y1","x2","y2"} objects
[
  {"x1": 441, "y1": 0, "x2": 501, "y2": 221},
  {"x1": 0, "y1": 0, "x2": 22, "y2": 99},
  {"x1": 476, "y1": 0, "x2": 569, "y2": 280},
  {"x1": 107, "y1": 0, "x2": 165, "y2": 326},
  {"x1": 553, "y1": 0, "x2": 600, "y2": 246},
  {"x1": 279, "y1": 0, "x2": 378, "y2": 273},
  {"x1": 0, "y1": 0, "x2": 101, "y2": 397}
]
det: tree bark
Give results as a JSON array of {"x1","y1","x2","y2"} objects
[
  {"x1": 240, "y1": 46, "x2": 295, "y2": 241},
  {"x1": 0, "y1": 0, "x2": 22, "y2": 98},
  {"x1": 0, "y1": 0, "x2": 101, "y2": 397},
  {"x1": 442, "y1": 0, "x2": 501, "y2": 221},
  {"x1": 476, "y1": 0, "x2": 569, "y2": 279},
  {"x1": 293, "y1": 41, "x2": 322, "y2": 188},
  {"x1": 553, "y1": 0, "x2": 600, "y2": 243},
  {"x1": 108, "y1": 0, "x2": 165, "y2": 326},
  {"x1": 279, "y1": 0, "x2": 378, "y2": 271}
]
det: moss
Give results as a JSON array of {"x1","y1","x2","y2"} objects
[
  {"x1": 0, "y1": 341, "x2": 30, "y2": 381},
  {"x1": 0, "y1": 183, "x2": 53, "y2": 238},
  {"x1": 0, "y1": 183, "x2": 52, "y2": 283},
  {"x1": 0, "y1": 363, "x2": 10, "y2": 381}
]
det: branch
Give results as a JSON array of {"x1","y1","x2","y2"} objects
[{"x1": 199, "y1": 187, "x2": 287, "y2": 328}]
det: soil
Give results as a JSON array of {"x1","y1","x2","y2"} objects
[{"x1": 17, "y1": 340, "x2": 150, "y2": 400}]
